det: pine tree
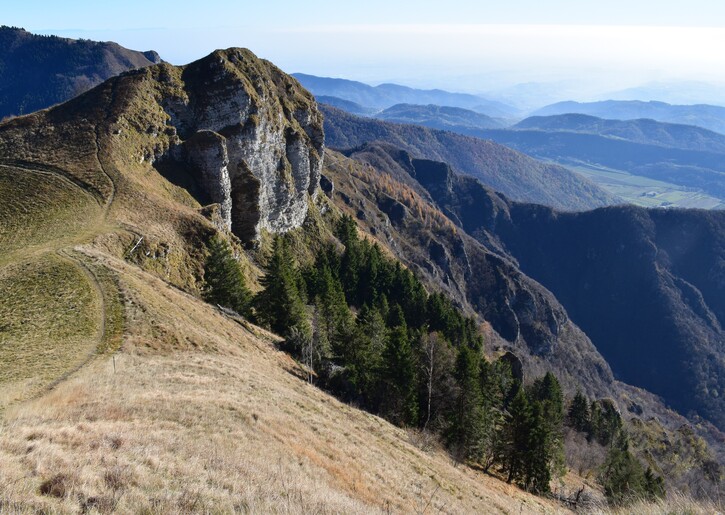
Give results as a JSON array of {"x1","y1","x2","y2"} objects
[
  {"x1": 203, "y1": 234, "x2": 252, "y2": 316},
  {"x1": 503, "y1": 387, "x2": 533, "y2": 484},
  {"x1": 600, "y1": 433, "x2": 646, "y2": 506},
  {"x1": 530, "y1": 372, "x2": 566, "y2": 480},
  {"x1": 448, "y1": 345, "x2": 487, "y2": 463},
  {"x1": 254, "y1": 235, "x2": 309, "y2": 337},
  {"x1": 524, "y1": 401, "x2": 552, "y2": 493},
  {"x1": 337, "y1": 214, "x2": 363, "y2": 304},
  {"x1": 568, "y1": 390, "x2": 591, "y2": 433},
  {"x1": 353, "y1": 304, "x2": 387, "y2": 406},
  {"x1": 380, "y1": 305, "x2": 418, "y2": 426},
  {"x1": 643, "y1": 466, "x2": 666, "y2": 501}
]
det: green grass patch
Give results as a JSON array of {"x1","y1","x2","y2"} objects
[
  {"x1": 71, "y1": 252, "x2": 125, "y2": 353},
  {"x1": 0, "y1": 165, "x2": 102, "y2": 260},
  {"x1": 565, "y1": 162, "x2": 725, "y2": 209},
  {"x1": 0, "y1": 254, "x2": 101, "y2": 407}
]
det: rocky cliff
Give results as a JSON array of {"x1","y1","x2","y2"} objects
[
  {"x1": 0, "y1": 48, "x2": 324, "y2": 246},
  {"x1": 159, "y1": 49, "x2": 324, "y2": 241},
  {"x1": 380, "y1": 145, "x2": 725, "y2": 431}
]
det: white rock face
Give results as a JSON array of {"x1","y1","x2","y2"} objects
[{"x1": 161, "y1": 49, "x2": 324, "y2": 242}]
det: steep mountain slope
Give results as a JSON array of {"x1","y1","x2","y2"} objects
[
  {"x1": 376, "y1": 103, "x2": 506, "y2": 130},
  {"x1": 0, "y1": 46, "x2": 603, "y2": 513},
  {"x1": 322, "y1": 105, "x2": 618, "y2": 211},
  {"x1": 515, "y1": 114, "x2": 725, "y2": 153},
  {"x1": 381, "y1": 151, "x2": 725, "y2": 431},
  {"x1": 0, "y1": 45, "x2": 720, "y2": 510},
  {"x1": 0, "y1": 26, "x2": 160, "y2": 119},
  {"x1": 293, "y1": 73, "x2": 518, "y2": 118},
  {"x1": 0, "y1": 249, "x2": 565, "y2": 513},
  {"x1": 329, "y1": 143, "x2": 724, "y2": 495},
  {"x1": 532, "y1": 100, "x2": 725, "y2": 135},
  {"x1": 0, "y1": 46, "x2": 574, "y2": 513}
]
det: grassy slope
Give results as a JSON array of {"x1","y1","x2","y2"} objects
[
  {"x1": 0, "y1": 252, "x2": 568, "y2": 514},
  {"x1": 0, "y1": 51, "x2": 719, "y2": 512},
  {"x1": 0, "y1": 54, "x2": 568, "y2": 513}
]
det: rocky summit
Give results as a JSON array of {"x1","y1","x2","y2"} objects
[{"x1": 159, "y1": 49, "x2": 325, "y2": 241}]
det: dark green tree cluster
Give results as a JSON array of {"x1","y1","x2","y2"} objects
[
  {"x1": 203, "y1": 219, "x2": 627, "y2": 499},
  {"x1": 497, "y1": 374, "x2": 566, "y2": 493},
  {"x1": 203, "y1": 234, "x2": 252, "y2": 317},
  {"x1": 245, "y1": 217, "x2": 568, "y2": 493},
  {"x1": 254, "y1": 236, "x2": 309, "y2": 339},
  {"x1": 566, "y1": 392, "x2": 623, "y2": 446}
]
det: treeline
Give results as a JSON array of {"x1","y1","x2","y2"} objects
[{"x1": 202, "y1": 216, "x2": 664, "y2": 502}]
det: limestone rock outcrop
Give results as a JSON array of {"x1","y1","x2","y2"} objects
[{"x1": 157, "y1": 48, "x2": 325, "y2": 242}]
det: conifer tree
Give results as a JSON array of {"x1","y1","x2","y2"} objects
[
  {"x1": 448, "y1": 345, "x2": 487, "y2": 463},
  {"x1": 524, "y1": 401, "x2": 552, "y2": 493},
  {"x1": 530, "y1": 372, "x2": 566, "y2": 480},
  {"x1": 601, "y1": 433, "x2": 646, "y2": 505},
  {"x1": 568, "y1": 390, "x2": 591, "y2": 433},
  {"x1": 203, "y1": 234, "x2": 252, "y2": 316},
  {"x1": 254, "y1": 235, "x2": 309, "y2": 337},
  {"x1": 503, "y1": 387, "x2": 533, "y2": 484},
  {"x1": 380, "y1": 305, "x2": 418, "y2": 426}
]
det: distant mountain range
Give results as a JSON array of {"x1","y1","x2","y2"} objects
[
  {"x1": 604, "y1": 80, "x2": 725, "y2": 107},
  {"x1": 375, "y1": 103, "x2": 506, "y2": 130},
  {"x1": 515, "y1": 114, "x2": 725, "y2": 153},
  {"x1": 323, "y1": 95, "x2": 725, "y2": 209},
  {"x1": 321, "y1": 105, "x2": 617, "y2": 211},
  {"x1": 532, "y1": 100, "x2": 725, "y2": 135},
  {"x1": 293, "y1": 73, "x2": 520, "y2": 118},
  {"x1": 0, "y1": 26, "x2": 160, "y2": 119}
]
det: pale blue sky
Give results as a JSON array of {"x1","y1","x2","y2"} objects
[{"x1": 4, "y1": 1, "x2": 725, "y2": 95}]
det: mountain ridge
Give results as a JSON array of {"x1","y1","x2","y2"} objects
[
  {"x1": 532, "y1": 100, "x2": 725, "y2": 135},
  {"x1": 321, "y1": 104, "x2": 619, "y2": 211},
  {"x1": 293, "y1": 72, "x2": 519, "y2": 118},
  {"x1": 0, "y1": 43, "x2": 722, "y2": 510},
  {"x1": 0, "y1": 26, "x2": 161, "y2": 119}
]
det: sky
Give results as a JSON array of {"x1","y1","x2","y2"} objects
[{"x1": 4, "y1": 1, "x2": 725, "y2": 102}]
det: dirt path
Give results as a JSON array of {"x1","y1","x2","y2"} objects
[{"x1": 0, "y1": 156, "x2": 123, "y2": 403}]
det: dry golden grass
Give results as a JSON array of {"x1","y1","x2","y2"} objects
[
  {"x1": 589, "y1": 493, "x2": 723, "y2": 515},
  {"x1": 0, "y1": 252, "x2": 569, "y2": 514}
]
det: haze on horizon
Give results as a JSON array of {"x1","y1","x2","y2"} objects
[{"x1": 6, "y1": 0, "x2": 725, "y2": 106}]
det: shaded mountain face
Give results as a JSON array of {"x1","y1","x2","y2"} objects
[
  {"x1": 293, "y1": 73, "x2": 519, "y2": 118},
  {"x1": 327, "y1": 146, "x2": 615, "y2": 392},
  {"x1": 532, "y1": 100, "x2": 725, "y2": 135},
  {"x1": 0, "y1": 26, "x2": 161, "y2": 119},
  {"x1": 383, "y1": 150, "x2": 725, "y2": 430},
  {"x1": 321, "y1": 104, "x2": 618, "y2": 211}
]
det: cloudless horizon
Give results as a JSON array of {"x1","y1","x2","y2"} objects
[{"x1": 5, "y1": 1, "x2": 725, "y2": 105}]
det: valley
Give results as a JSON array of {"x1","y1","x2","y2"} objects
[{"x1": 0, "y1": 23, "x2": 722, "y2": 514}]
